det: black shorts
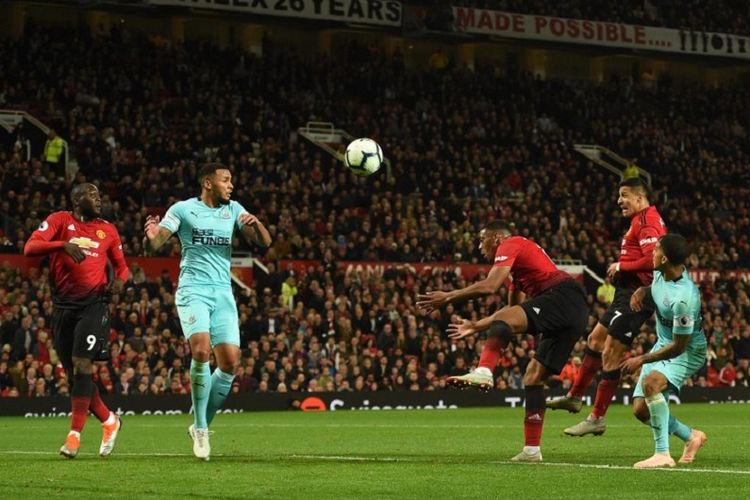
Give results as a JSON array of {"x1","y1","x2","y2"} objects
[
  {"x1": 520, "y1": 280, "x2": 589, "y2": 375},
  {"x1": 52, "y1": 301, "x2": 110, "y2": 369},
  {"x1": 598, "y1": 287, "x2": 653, "y2": 346}
]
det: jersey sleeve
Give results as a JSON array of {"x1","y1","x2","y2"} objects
[
  {"x1": 620, "y1": 224, "x2": 660, "y2": 272},
  {"x1": 159, "y1": 203, "x2": 183, "y2": 234},
  {"x1": 671, "y1": 296, "x2": 697, "y2": 335},
  {"x1": 493, "y1": 238, "x2": 522, "y2": 268},
  {"x1": 106, "y1": 229, "x2": 130, "y2": 282},
  {"x1": 637, "y1": 224, "x2": 661, "y2": 253},
  {"x1": 232, "y1": 201, "x2": 250, "y2": 231},
  {"x1": 29, "y1": 213, "x2": 65, "y2": 242},
  {"x1": 23, "y1": 213, "x2": 66, "y2": 255}
]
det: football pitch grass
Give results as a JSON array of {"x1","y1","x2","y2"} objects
[{"x1": 1, "y1": 404, "x2": 749, "y2": 499}]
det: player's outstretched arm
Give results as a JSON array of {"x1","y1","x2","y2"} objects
[
  {"x1": 447, "y1": 302, "x2": 518, "y2": 339},
  {"x1": 621, "y1": 334, "x2": 690, "y2": 374},
  {"x1": 142, "y1": 216, "x2": 173, "y2": 255},
  {"x1": 417, "y1": 265, "x2": 510, "y2": 313},
  {"x1": 239, "y1": 213, "x2": 272, "y2": 248}
]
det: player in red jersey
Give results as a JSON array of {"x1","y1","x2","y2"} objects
[
  {"x1": 417, "y1": 220, "x2": 589, "y2": 461},
  {"x1": 24, "y1": 183, "x2": 130, "y2": 458},
  {"x1": 547, "y1": 177, "x2": 667, "y2": 437}
]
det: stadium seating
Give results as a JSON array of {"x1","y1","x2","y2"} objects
[{"x1": 1, "y1": 26, "x2": 749, "y2": 397}]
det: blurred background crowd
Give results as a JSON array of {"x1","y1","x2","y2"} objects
[{"x1": 1, "y1": 21, "x2": 749, "y2": 398}]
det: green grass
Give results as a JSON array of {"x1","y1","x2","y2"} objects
[{"x1": 1, "y1": 404, "x2": 748, "y2": 499}]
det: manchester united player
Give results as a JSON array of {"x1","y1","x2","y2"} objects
[
  {"x1": 24, "y1": 183, "x2": 129, "y2": 458},
  {"x1": 547, "y1": 177, "x2": 667, "y2": 437},
  {"x1": 417, "y1": 220, "x2": 589, "y2": 462}
]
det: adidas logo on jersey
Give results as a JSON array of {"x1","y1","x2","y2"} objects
[
  {"x1": 533, "y1": 307, "x2": 541, "y2": 314},
  {"x1": 67, "y1": 224, "x2": 76, "y2": 231}
]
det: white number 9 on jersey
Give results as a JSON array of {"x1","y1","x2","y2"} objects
[{"x1": 86, "y1": 334, "x2": 97, "y2": 351}]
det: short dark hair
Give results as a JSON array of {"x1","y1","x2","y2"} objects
[
  {"x1": 198, "y1": 163, "x2": 229, "y2": 186},
  {"x1": 660, "y1": 233, "x2": 690, "y2": 266},
  {"x1": 70, "y1": 183, "x2": 94, "y2": 203},
  {"x1": 619, "y1": 177, "x2": 650, "y2": 198},
  {"x1": 483, "y1": 220, "x2": 512, "y2": 235}
]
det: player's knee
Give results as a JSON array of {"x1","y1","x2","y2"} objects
[
  {"x1": 217, "y1": 357, "x2": 239, "y2": 374},
  {"x1": 632, "y1": 401, "x2": 650, "y2": 422},
  {"x1": 191, "y1": 348, "x2": 211, "y2": 362},
  {"x1": 487, "y1": 320, "x2": 513, "y2": 344},
  {"x1": 643, "y1": 375, "x2": 662, "y2": 397},
  {"x1": 522, "y1": 361, "x2": 545, "y2": 386},
  {"x1": 72, "y1": 357, "x2": 92, "y2": 375}
]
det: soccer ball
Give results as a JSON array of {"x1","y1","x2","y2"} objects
[{"x1": 344, "y1": 138, "x2": 383, "y2": 176}]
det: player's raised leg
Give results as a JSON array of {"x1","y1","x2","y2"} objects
[
  {"x1": 547, "y1": 323, "x2": 607, "y2": 413},
  {"x1": 547, "y1": 323, "x2": 606, "y2": 413},
  {"x1": 564, "y1": 330, "x2": 629, "y2": 437},
  {"x1": 446, "y1": 306, "x2": 528, "y2": 391},
  {"x1": 677, "y1": 426, "x2": 707, "y2": 464}
]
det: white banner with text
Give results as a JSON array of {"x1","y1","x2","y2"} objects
[
  {"x1": 150, "y1": 0, "x2": 402, "y2": 27},
  {"x1": 452, "y1": 7, "x2": 750, "y2": 60}
]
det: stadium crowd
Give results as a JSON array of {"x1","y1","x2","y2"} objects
[{"x1": 1, "y1": 26, "x2": 749, "y2": 397}]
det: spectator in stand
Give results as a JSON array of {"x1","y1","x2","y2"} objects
[
  {"x1": 43, "y1": 129, "x2": 67, "y2": 180},
  {"x1": 12, "y1": 316, "x2": 35, "y2": 362},
  {"x1": 558, "y1": 356, "x2": 581, "y2": 390},
  {"x1": 596, "y1": 277, "x2": 616, "y2": 306},
  {"x1": 718, "y1": 361, "x2": 736, "y2": 387}
]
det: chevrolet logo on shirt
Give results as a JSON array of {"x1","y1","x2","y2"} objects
[{"x1": 69, "y1": 237, "x2": 100, "y2": 249}]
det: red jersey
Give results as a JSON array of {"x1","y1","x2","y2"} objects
[
  {"x1": 25, "y1": 211, "x2": 129, "y2": 307},
  {"x1": 618, "y1": 205, "x2": 667, "y2": 288},
  {"x1": 493, "y1": 236, "x2": 572, "y2": 298}
]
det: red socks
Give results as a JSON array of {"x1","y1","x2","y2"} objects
[
  {"x1": 71, "y1": 396, "x2": 91, "y2": 432},
  {"x1": 70, "y1": 373, "x2": 94, "y2": 432},
  {"x1": 524, "y1": 385, "x2": 545, "y2": 446},
  {"x1": 89, "y1": 385, "x2": 111, "y2": 422},
  {"x1": 570, "y1": 347, "x2": 602, "y2": 398},
  {"x1": 592, "y1": 370, "x2": 621, "y2": 418},
  {"x1": 478, "y1": 336, "x2": 507, "y2": 371}
]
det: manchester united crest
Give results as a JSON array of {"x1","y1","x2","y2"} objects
[{"x1": 96, "y1": 229, "x2": 106, "y2": 239}]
